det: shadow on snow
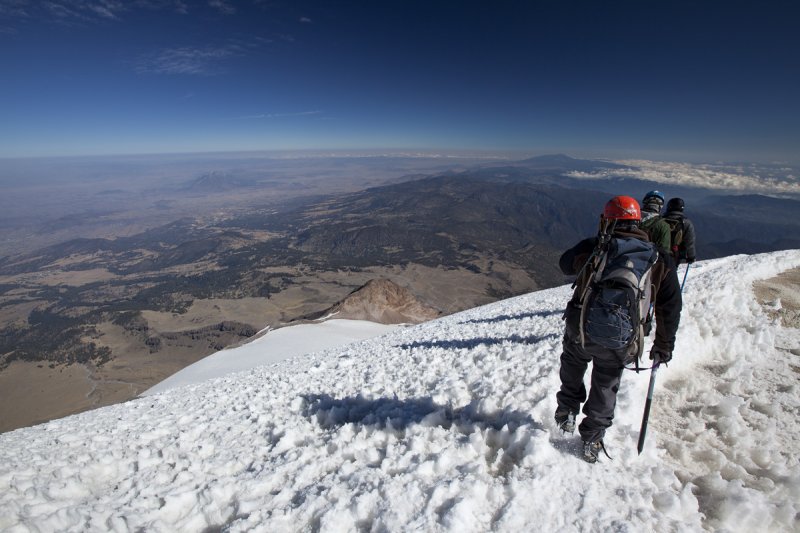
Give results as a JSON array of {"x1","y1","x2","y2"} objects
[
  {"x1": 396, "y1": 332, "x2": 559, "y2": 351},
  {"x1": 457, "y1": 309, "x2": 562, "y2": 325},
  {"x1": 301, "y1": 394, "x2": 548, "y2": 476},
  {"x1": 302, "y1": 393, "x2": 544, "y2": 433}
]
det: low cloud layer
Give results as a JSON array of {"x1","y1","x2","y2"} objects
[{"x1": 567, "y1": 160, "x2": 800, "y2": 194}]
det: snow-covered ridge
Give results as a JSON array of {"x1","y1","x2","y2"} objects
[{"x1": 1, "y1": 250, "x2": 799, "y2": 532}]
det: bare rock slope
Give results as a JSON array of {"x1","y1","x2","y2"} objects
[{"x1": 300, "y1": 279, "x2": 442, "y2": 324}]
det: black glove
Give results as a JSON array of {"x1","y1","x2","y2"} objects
[
  {"x1": 649, "y1": 347, "x2": 672, "y2": 365},
  {"x1": 687, "y1": 257, "x2": 695, "y2": 264}
]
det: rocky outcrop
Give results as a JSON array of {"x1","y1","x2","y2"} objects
[{"x1": 301, "y1": 279, "x2": 441, "y2": 325}]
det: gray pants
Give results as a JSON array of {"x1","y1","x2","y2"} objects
[{"x1": 556, "y1": 339, "x2": 624, "y2": 443}]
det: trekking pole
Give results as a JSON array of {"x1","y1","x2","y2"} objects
[
  {"x1": 680, "y1": 264, "x2": 691, "y2": 293},
  {"x1": 637, "y1": 362, "x2": 659, "y2": 455}
]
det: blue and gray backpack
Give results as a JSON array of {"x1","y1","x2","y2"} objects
[{"x1": 578, "y1": 237, "x2": 658, "y2": 354}]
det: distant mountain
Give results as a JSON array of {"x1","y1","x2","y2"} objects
[
  {"x1": 182, "y1": 171, "x2": 261, "y2": 192},
  {"x1": 515, "y1": 153, "x2": 630, "y2": 172},
  {"x1": 697, "y1": 194, "x2": 800, "y2": 225},
  {"x1": 690, "y1": 194, "x2": 800, "y2": 255},
  {"x1": 278, "y1": 169, "x2": 800, "y2": 277},
  {"x1": 282, "y1": 174, "x2": 608, "y2": 287}
]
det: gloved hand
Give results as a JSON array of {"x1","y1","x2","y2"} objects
[
  {"x1": 649, "y1": 347, "x2": 672, "y2": 365},
  {"x1": 687, "y1": 257, "x2": 696, "y2": 264}
]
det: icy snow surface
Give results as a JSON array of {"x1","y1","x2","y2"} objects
[
  {"x1": 1, "y1": 250, "x2": 799, "y2": 532},
  {"x1": 144, "y1": 319, "x2": 400, "y2": 396}
]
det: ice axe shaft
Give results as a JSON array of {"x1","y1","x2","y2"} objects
[
  {"x1": 637, "y1": 363, "x2": 660, "y2": 455},
  {"x1": 680, "y1": 264, "x2": 691, "y2": 293}
]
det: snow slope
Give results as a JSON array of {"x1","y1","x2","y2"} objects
[
  {"x1": 144, "y1": 319, "x2": 400, "y2": 396},
  {"x1": 1, "y1": 250, "x2": 799, "y2": 532}
]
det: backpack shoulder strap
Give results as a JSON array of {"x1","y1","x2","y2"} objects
[
  {"x1": 575, "y1": 236, "x2": 614, "y2": 346},
  {"x1": 665, "y1": 216, "x2": 684, "y2": 230}
]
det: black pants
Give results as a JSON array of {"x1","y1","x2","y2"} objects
[{"x1": 556, "y1": 339, "x2": 624, "y2": 443}]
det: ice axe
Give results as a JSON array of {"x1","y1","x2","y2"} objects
[{"x1": 637, "y1": 361, "x2": 660, "y2": 455}]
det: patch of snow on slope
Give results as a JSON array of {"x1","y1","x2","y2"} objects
[
  {"x1": 144, "y1": 319, "x2": 400, "y2": 396},
  {"x1": 1, "y1": 250, "x2": 799, "y2": 532}
]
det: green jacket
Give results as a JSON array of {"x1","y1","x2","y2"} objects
[{"x1": 641, "y1": 212, "x2": 671, "y2": 251}]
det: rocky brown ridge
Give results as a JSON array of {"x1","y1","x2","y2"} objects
[
  {"x1": 754, "y1": 267, "x2": 800, "y2": 330},
  {"x1": 296, "y1": 279, "x2": 442, "y2": 325}
]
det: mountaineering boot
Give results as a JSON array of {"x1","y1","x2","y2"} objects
[
  {"x1": 582, "y1": 439, "x2": 609, "y2": 464},
  {"x1": 554, "y1": 409, "x2": 577, "y2": 434}
]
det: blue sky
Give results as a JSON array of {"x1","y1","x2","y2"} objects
[{"x1": 0, "y1": 1, "x2": 798, "y2": 162}]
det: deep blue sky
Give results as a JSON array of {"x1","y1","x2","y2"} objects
[{"x1": 1, "y1": 1, "x2": 798, "y2": 162}]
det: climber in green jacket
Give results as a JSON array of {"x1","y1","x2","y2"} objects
[{"x1": 639, "y1": 190, "x2": 671, "y2": 252}]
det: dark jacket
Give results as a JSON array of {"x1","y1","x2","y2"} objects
[
  {"x1": 663, "y1": 211, "x2": 697, "y2": 263},
  {"x1": 559, "y1": 227, "x2": 682, "y2": 358}
]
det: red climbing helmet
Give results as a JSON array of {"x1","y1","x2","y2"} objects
[{"x1": 602, "y1": 195, "x2": 641, "y2": 221}]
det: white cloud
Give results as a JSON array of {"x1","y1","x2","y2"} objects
[
  {"x1": 1, "y1": 0, "x2": 189, "y2": 25},
  {"x1": 43, "y1": 0, "x2": 127, "y2": 22},
  {"x1": 566, "y1": 159, "x2": 800, "y2": 194},
  {"x1": 133, "y1": 0, "x2": 188, "y2": 14},
  {"x1": 300, "y1": 16, "x2": 312, "y2": 23},
  {"x1": 274, "y1": 32, "x2": 295, "y2": 43},
  {"x1": 234, "y1": 110, "x2": 323, "y2": 120},
  {"x1": 208, "y1": 0, "x2": 235, "y2": 15},
  {"x1": 43, "y1": 1, "x2": 92, "y2": 21},
  {"x1": 0, "y1": 0, "x2": 30, "y2": 18},
  {"x1": 137, "y1": 44, "x2": 241, "y2": 75},
  {"x1": 86, "y1": 0, "x2": 124, "y2": 19},
  {"x1": 136, "y1": 35, "x2": 268, "y2": 76},
  {"x1": 172, "y1": 0, "x2": 187, "y2": 14}
]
